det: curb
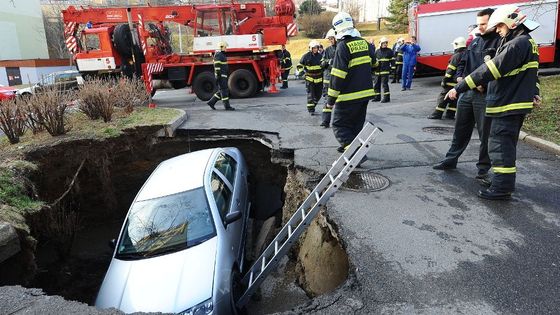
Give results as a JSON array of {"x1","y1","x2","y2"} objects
[
  {"x1": 519, "y1": 131, "x2": 560, "y2": 156},
  {"x1": 156, "y1": 109, "x2": 188, "y2": 138}
]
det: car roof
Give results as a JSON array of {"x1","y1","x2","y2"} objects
[{"x1": 135, "y1": 148, "x2": 217, "y2": 201}]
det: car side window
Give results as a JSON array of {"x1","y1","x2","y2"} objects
[
  {"x1": 211, "y1": 171, "x2": 232, "y2": 222},
  {"x1": 214, "y1": 152, "x2": 237, "y2": 186}
]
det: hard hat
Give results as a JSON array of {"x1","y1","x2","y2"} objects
[
  {"x1": 397, "y1": 37, "x2": 404, "y2": 43},
  {"x1": 218, "y1": 41, "x2": 228, "y2": 50},
  {"x1": 332, "y1": 12, "x2": 359, "y2": 39},
  {"x1": 452, "y1": 36, "x2": 466, "y2": 49},
  {"x1": 309, "y1": 40, "x2": 320, "y2": 49},
  {"x1": 487, "y1": 4, "x2": 540, "y2": 31},
  {"x1": 325, "y1": 29, "x2": 336, "y2": 39},
  {"x1": 379, "y1": 37, "x2": 389, "y2": 45}
]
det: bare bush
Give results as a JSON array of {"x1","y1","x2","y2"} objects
[
  {"x1": 0, "y1": 99, "x2": 27, "y2": 144},
  {"x1": 77, "y1": 79, "x2": 114, "y2": 122},
  {"x1": 112, "y1": 77, "x2": 150, "y2": 113},
  {"x1": 26, "y1": 86, "x2": 73, "y2": 136},
  {"x1": 297, "y1": 12, "x2": 336, "y2": 39}
]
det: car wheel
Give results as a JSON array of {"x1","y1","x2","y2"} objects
[{"x1": 20, "y1": 92, "x2": 32, "y2": 100}]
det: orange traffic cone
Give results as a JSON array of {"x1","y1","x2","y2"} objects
[
  {"x1": 148, "y1": 102, "x2": 157, "y2": 108},
  {"x1": 268, "y1": 82, "x2": 279, "y2": 94}
]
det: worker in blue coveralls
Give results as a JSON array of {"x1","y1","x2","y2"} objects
[{"x1": 400, "y1": 36, "x2": 421, "y2": 91}]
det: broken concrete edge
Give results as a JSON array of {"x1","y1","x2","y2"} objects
[
  {"x1": 155, "y1": 109, "x2": 188, "y2": 138},
  {"x1": 519, "y1": 131, "x2": 560, "y2": 156},
  {"x1": 0, "y1": 222, "x2": 20, "y2": 264}
]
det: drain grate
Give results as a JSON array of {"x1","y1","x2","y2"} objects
[
  {"x1": 422, "y1": 126, "x2": 455, "y2": 135},
  {"x1": 343, "y1": 172, "x2": 390, "y2": 192}
]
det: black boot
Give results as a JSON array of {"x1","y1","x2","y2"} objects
[
  {"x1": 281, "y1": 83, "x2": 288, "y2": 89},
  {"x1": 478, "y1": 188, "x2": 512, "y2": 200},
  {"x1": 427, "y1": 111, "x2": 443, "y2": 119},
  {"x1": 445, "y1": 111, "x2": 456, "y2": 119},
  {"x1": 224, "y1": 100, "x2": 235, "y2": 111},
  {"x1": 371, "y1": 97, "x2": 381, "y2": 102},
  {"x1": 207, "y1": 96, "x2": 218, "y2": 110},
  {"x1": 380, "y1": 95, "x2": 390, "y2": 103}
]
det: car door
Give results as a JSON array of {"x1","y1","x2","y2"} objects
[{"x1": 212, "y1": 151, "x2": 245, "y2": 263}]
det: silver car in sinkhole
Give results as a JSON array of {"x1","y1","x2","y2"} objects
[{"x1": 95, "y1": 148, "x2": 250, "y2": 314}]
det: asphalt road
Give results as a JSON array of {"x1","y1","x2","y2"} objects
[{"x1": 154, "y1": 77, "x2": 560, "y2": 314}]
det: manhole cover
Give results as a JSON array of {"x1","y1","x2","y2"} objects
[
  {"x1": 422, "y1": 126, "x2": 455, "y2": 135},
  {"x1": 343, "y1": 172, "x2": 390, "y2": 192}
]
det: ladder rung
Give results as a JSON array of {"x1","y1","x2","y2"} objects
[
  {"x1": 248, "y1": 271, "x2": 254, "y2": 286},
  {"x1": 274, "y1": 241, "x2": 279, "y2": 255},
  {"x1": 301, "y1": 208, "x2": 306, "y2": 219},
  {"x1": 358, "y1": 137, "x2": 366, "y2": 145},
  {"x1": 329, "y1": 174, "x2": 335, "y2": 183},
  {"x1": 288, "y1": 225, "x2": 292, "y2": 237},
  {"x1": 343, "y1": 156, "x2": 350, "y2": 164},
  {"x1": 315, "y1": 191, "x2": 321, "y2": 203},
  {"x1": 261, "y1": 257, "x2": 266, "y2": 270}
]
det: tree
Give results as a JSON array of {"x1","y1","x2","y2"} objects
[
  {"x1": 386, "y1": 0, "x2": 428, "y2": 33},
  {"x1": 298, "y1": 0, "x2": 324, "y2": 16}
]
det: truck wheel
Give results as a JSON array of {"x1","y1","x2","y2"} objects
[
  {"x1": 228, "y1": 69, "x2": 257, "y2": 98},
  {"x1": 193, "y1": 71, "x2": 217, "y2": 101},
  {"x1": 113, "y1": 24, "x2": 133, "y2": 57},
  {"x1": 170, "y1": 80, "x2": 188, "y2": 89}
]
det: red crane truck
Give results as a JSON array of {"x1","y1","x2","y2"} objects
[
  {"x1": 62, "y1": 0, "x2": 298, "y2": 100},
  {"x1": 409, "y1": 0, "x2": 559, "y2": 72}
]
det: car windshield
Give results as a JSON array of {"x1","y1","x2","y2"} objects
[
  {"x1": 115, "y1": 188, "x2": 215, "y2": 259},
  {"x1": 41, "y1": 74, "x2": 55, "y2": 85}
]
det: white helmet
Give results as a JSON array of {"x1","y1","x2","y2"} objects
[
  {"x1": 379, "y1": 37, "x2": 389, "y2": 45},
  {"x1": 325, "y1": 29, "x2": 336, "y2": 39},
  {"x1": 218, "y1": 41, "x2": 228, "y2": 50},
  {"x1": 397, "y1": 37, "x2": 405, "y2": 44},
  {"x1": 309, "y1": 40, "x2": 320, "y2": 49},
  {"x1": 332, "y1": 12, "x2": 359, "y2": 39},
  {"x1": 452, "y1": 36, "x2": 466, "y2": 50},
  {"x1": 487, "y1": 4, "x2": 540, "y2": 31}
]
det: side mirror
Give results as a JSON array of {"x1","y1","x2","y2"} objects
[
  {"x1": 224, "y1": 211, "x2": 242, "y2": 225},
  {"x1": 108, "y1": 239, "x2": 116, "y2": 250}
]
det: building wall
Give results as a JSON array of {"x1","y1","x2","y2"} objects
[
  {"x1": 0, "y1": 0, "x2": 49, "y2": 60},
  {"x1": 0, "y1": 65, "x2": 76, "y2": 86}
]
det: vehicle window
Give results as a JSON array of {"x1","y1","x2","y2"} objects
[
  {"x1": 41, "y1": 74, "x2": 55, "y2": 85},
  {"x1": 211, "y1": 171, "x2": 232, "y2": 221},
  {"x1": 214, "y1": 152, "x2": 237, "y2": 186},
  {"x1": 116, "y1": 187, "x2": 215, "y2": 259},
  {"x1": 55, "y1": 73, "x2": 75, "y2": 83},
  {"x1": 85, "y1": 34, "x2": 100, "y2": 50}
]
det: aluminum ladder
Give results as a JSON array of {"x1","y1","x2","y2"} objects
[{"x1": 236, "y1": 122, "x2": 382, "y2": 307}]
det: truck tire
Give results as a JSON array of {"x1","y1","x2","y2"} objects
[
  {"x1": 193, "y1": 71, "x2": 217, "y2": 101},
  {"x1": 228, "y1": 69, "x2": 258, "y2": 98},
  {"x1": 113, "y1": 24, "x2": 133, "y2": 57}
]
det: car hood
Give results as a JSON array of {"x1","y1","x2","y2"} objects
[{"x1": 96, "y1": 236, "x2": 218, "y2": 313}]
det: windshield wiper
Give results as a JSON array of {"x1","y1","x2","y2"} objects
[
  {"x1": 143, "y1": 243, "x2": 187, "y2": 258},
  {"x1": 115, "y1": 252, "x2": 146, "y2": 260}
]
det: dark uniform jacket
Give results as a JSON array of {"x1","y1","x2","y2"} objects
[
  {"x1": 441, "y1": 47, "x2": 466, "y2": 88},
  {"x1": 374, "y1": 47, "x2": 394, "y2": 75},
  {"x1": 456, "y1": 31, "x2": 500, "y2": 86},
  {"x1": 455, "y1": 27, "x2": 539, "y2": 117},
  {"x1": 214, "y1": 50, "x2": 228, "y2": 79},
  {"x1": 327, "y1": 36, "x2": 376, "y2": 105},
  {"x1": 322, "y1": 44, "x2": 336, "y2": 84},
  {"x1": 298, "y1": 51, "x2": 323, "y2": 83},
  {"x1": 392, "y1": 43, "x2": 403, "y2": 65},
  {"x1": 280, "y1": 49, "x2": 292, "y2": 71}
]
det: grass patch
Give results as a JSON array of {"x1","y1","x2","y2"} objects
[
  {"x1": 523, "y1": 75, "x2": 560, "y2": 144},
  {"x1": 0, "y1": 107, "x2": 183, "y2": 154},
  {"x1": 0, "y1": 161, "x2": 43, "y2": 214}
]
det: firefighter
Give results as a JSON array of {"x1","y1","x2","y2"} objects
[
  {"x1": 207, "y1": 41, "x2": 235, "y2": 111},
  {"x1": 433, "y1": 8, "x2": 500, "y2": 184},
  {"x1": 400, "y1": 36, "x2": 421, "y2": 91},
  {"x1": 279, "y1": 44, "x2": 292, "y2": 89},
  {"x1": 372, "y1": 37, "x2": 394, "y2": 103},
  {"x1": 391, "y1": 37, "x2": 404, "y2": 84},
  {"x1": 297, "y1": 40, "x2": 323, "y2": 115},
  {"x1": 327, "y1": 12, "x2": 376, "y2": 161},
  {"x1": 320, "y1": 29, "x2": 337, "y2": 128},
  {"x1": 428, "y1": 37, "x2": 467, "y2": 119},
  {"x1": 446, "y1": 4, "x2": 540, "y2": 200}
]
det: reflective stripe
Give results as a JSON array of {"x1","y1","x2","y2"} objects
[
  {"x1": 492, "y1": 166, "x2": 516, "y2": 174},
  {"x1": 378, "y1": 58, "x2": 392, "y2": 62},
  {"x1": 328, "y1": 88, "x2": 340, "y2": 97},
  {"x1": 486, "y1": 102, "x2": 533, "y2": 114},
  {"x1": 222, "y1": 97, "x2": 229, "y2": 100},
  {"x1": 221, "y1": 74, "x2": 228, "y2": 78},
  {"x1": 465, "y1": 75, "x2": 476, "y2": 89},
  {"x1": 305, "y1": 76, "x2": 323, "y2": 83},
  {"x1": 344, "y1": 144, "x2": 350, "y2": 151},
  {"x1": 383, "y1": 92, "x2": 390, "y2": 95},
  {"x1": 375, "y1": 71, "x2": 390, "y2": 75},
  {"x1": 447, "y1": 64, "x2": 456, "y2": 70},
  {"x1": 331, "y1": 68, "x2": 347, "y2": 79},
  {"x1": 336, "y1": 89, "x2": 375, "y2": 102},
  {"x1": 445, "y1": 82, "x2": 457, "y2": 87},
  {"x1": 214, "y1": 61, "x2": 226, "y2": 64},
  {"x1": 536, "y1": 82, "x2": 540, "y2": 90},
  {"x1": 306, "y1": 65, "x2": 322, "y2": 71},
  {"x1": 395, "y1": 62, "x2": 403, "y2": 65},
  {"x1": 503, "y1": 61, "x2": 539, "y2": 77},
  {"x1": 444, "y1": 73, "x2": 452, "y2": 78},
  {"x1": 486, "y1": 60, "x2": 501, "y2": 79},
  {"x1": 323, "y1": 80, "x2": 330, "y2": 84},
  {"x1": 349, "y1": 56, "x2": 372, "y2": 68},
  {"x1": 372, "y1": 92, "x2": 380, "y2": 96},
  {"x1": 307, "y1": 104, "x2": 315, "y2": 107},
  {"x1": 435, "y1": 107, "x2": 445, "y2": 112},
  {"x1": 447, "y1": 107, "x2": 457, "y2": 111},
  {"x1": 322, "y1": 108, "x2": 332, "y2": 113}
]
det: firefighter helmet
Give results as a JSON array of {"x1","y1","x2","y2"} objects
[
  {"x1": 452, "y1": 36, "x2": 466, "y2": 50},
  {"x1": 397, "y1": 37, "x2": 405, "y2": 44},
  {"x1": 218, "y1": 41, "x2": 228, "y2": 50},
  {"x1": 379, "y1": 37, "x2": 389, "y2": 45},
  {"x1": 325, "y1": 29, "x2": 336, "y2": 39},
  {"x1": 487, "y1": 4, "x2": 540, "y2": 31},
  {"x1": 309, "y1": 40, "x2": 320, "y2": 49},
  {"x1": 332, "y1": 12, "x2": 359, "y2": 39}
]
